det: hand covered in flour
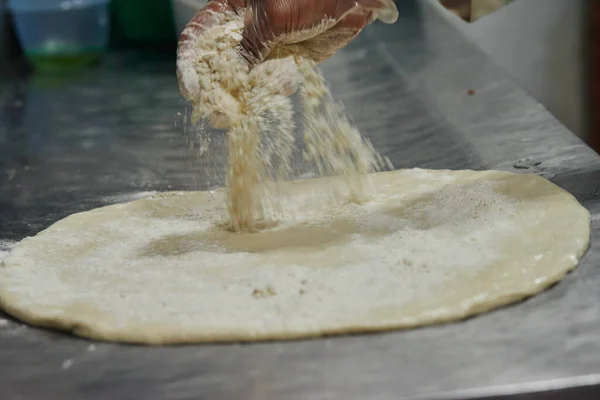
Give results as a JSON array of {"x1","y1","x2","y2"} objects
[{"x1": 176, "y1": 0, "x2": 398, "y2": 101}]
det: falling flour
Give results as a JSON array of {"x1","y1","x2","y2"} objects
[{"x1": 190, "y1": 12, "x2": 389, "y2": 231}]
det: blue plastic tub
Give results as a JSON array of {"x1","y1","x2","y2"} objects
[{"x1": 8, "y1": 0, "x2": 111, "y2": 71}]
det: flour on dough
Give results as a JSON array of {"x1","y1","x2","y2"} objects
[{"x1": 0, "y1": 169, "x2": 590, "y2": 344}]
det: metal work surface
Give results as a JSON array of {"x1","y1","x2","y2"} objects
[{"x1": 1, "y1": 2, "x2": 600, "y2": 399}]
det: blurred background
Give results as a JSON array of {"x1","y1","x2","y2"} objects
[{"x1": 0, "y1": 0, "x2": 594, "y2": 148}]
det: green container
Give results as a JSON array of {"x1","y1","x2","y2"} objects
[{"x1": 111, "y1": 0, "x2": 176, "y2": 44}]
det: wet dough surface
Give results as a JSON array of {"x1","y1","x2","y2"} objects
[{"x1": 0, "y1": 169, "x2": 590, "y2": 344}]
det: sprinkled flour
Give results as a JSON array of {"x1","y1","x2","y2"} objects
[{"x1": 190, "y1": 12, "x2": 388, "y2": 231}]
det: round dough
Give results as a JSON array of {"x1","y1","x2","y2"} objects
[{"x1": 0, "y1": 169, "x2": 590, "y2": 344}]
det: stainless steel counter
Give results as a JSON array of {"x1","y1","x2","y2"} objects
[{"x1": 1, "y1": 1, "x2": 600, "y2": 399}]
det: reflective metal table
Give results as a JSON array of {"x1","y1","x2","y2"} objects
[{"x1": 1, "y1": 1, "x2": 599, "y2": 399}]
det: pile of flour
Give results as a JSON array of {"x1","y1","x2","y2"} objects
[{"x1": 191, "y1": 12, "x2": 389, "y2": 231}]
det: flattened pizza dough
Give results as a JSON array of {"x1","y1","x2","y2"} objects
[{"x1": 0, "y1": 169, "x2": 590, "y2": 344}]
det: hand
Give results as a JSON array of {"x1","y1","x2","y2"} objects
[
  {"x1": 176, "y1": 0, "x2": 398, "y2": 101},
  {"x1": 240, "y1": 0, "x2": 399, "y2": 68}
]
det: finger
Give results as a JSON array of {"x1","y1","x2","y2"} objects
[
  {"x1": 240, "y1": 0, "x2": 358, "y2": 67},
  {"x1": 240, "y1": 0, "x2": 355, "y2": 67},
  {"x1": 177, "y1": 0, "x2": 246, "y2": 100},
  {"x1": 239, "y1": 0, "x2": 397, "y2": 68},
  {"x1": 293, "y1": 0, "x2": 397, "y2": 63},
  {"x1": 239, "y1": 0, "x2": 280, "y2": 68},
  {"x1": 356, "y1": 0, "x2": 399, "y2": 24},
  {"x1": 331, "y1": 8, "x2": 374, "y2": 37},
  {"x1": 292, "y1": 8, "x2": 373, "y2": 63}
]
